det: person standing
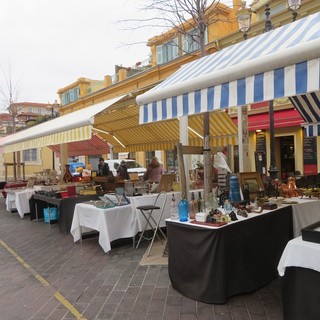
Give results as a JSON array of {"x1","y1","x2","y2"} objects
[
  {"x1": 143, "y1": 157, "x2": 163, "y2": 183},
  {"x1": 97, "y1": 157, "x2": 110, "y2": 176},
  {"x1": 116, "y1": 160, "x2": 130, "y2": 180}
]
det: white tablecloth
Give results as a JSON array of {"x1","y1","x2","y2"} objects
[
  {"x1": 5, "y1": 188, "x2": 35, "y2": 218},
  {"x1": 15, "y1": 189, "x2": 35, "y2": 218},
  {"x1": 278, "y1": 236, "x2": 320, "y2": 276},
  {"x1": 5, "y1": 191, "x2": 17, "y2": 211},
  {"x1": 71, "y1": 203, "x2": 139, "y2": 253},
  {"x1": 290, "y1": 198, "x2": 320, "y2": 237}
]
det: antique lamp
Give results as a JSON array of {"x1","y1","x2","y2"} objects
[
  {"x1": 287, "y1": 0, "x2": 302, "y2": 21},
  {"x1": 237, "y1": 1, "x2": 252, "y2": 40}
]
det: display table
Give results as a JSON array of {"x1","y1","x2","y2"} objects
[
  {"x1": 166, "y1": 205, "x2": 293, "y2": 304},
  {"x1": 278, "y1": 236, "x2": 320, "y2": 320},
  {"x1": 2, "y1": 181, "x2": 28, "y2": 198},
  {"x1": 6, "y1": 188, "x2": 35, "y2": 218},
  {"x1": 29, "y1": 194, "x2": 100, "y2": 233},
  {"x1": 71, "y1": 203, "x2": 139, "y2": 253}
]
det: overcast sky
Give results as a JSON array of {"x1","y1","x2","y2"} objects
[{"x1": 0, "y1": 0, "x2": 244, "y2": 108}]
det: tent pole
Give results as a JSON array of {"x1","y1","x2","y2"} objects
[{"x1": 203, "y1": 112, "x2": 212, "y2": 201}]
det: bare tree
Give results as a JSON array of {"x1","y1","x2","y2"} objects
[
  {"x1": 119, "y1": 0, "x2": 232, "y2": 57},
  {"x1": 0, "y1": 62, "x2": 22, "y2": 133},
  {"x1": 0, "y1": 62, "x2": 23, "y2": 180},
  {"x1": 122, "y1": 0, "x2": 230, "y2": 198}
]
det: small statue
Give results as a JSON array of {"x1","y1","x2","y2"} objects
[{"x1": 280, "y1": 177, "x2": 300, "y2": 198}]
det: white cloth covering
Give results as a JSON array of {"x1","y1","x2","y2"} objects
[
  {"x1": 71, "y1": 203, "x2": 139, "y2": 253},
  {"x1": 278, "y1": 236, "x2": 320, "y2": 276},
  {"x1": 15, "y1": 188, "x2": 35, "y2": 218}
]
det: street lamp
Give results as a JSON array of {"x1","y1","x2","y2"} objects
[
  {"x1": 237, "y1": 1, "x2": 252, "y2": 40},
  {"x1": 288, "y1": 0, "x2": 302, "y2": 21}
]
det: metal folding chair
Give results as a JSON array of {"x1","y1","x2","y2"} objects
[{"x1": 135, "y1": 192, "x2": 167, "y2": 256}]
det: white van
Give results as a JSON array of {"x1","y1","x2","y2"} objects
[{"x1": 105, "y1": 159, "x2": 146, "y2": 177}]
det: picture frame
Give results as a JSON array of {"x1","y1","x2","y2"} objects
[{"x1": 238, "y1": 172, "x2": 264, "y2": 202}]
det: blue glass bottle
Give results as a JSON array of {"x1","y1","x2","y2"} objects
[
  {"x1": 178, "y1": 194, "x2": 189, "y2": 222},
  {"x1": 229, "y1": 174, "x2": 241, "y2": 204}
]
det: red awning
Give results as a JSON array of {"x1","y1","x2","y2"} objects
[
  {"x1": 48, "y1": 134, "x2": 110, "y2": 157},
  {"x1": 233, "y1": 109, "x2": 304, "y2": 131}
]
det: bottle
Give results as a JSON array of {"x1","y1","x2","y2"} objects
[
  {"x1": 170, "y1": 193, "x2": 179, "y2": 220},
  {"x1": 243, "y1": 183, "x2": 250, "y2": 205},
  {"x1": 206, "y1": 189, "x2": 219, "y2": 213},
  {"x1": 197, "y1": 191, "x2": 204, "y2": 212},
  {"x1": 178, "y1": 193, "x2": 189, "y2": 222},
  {"x1": 224, "y1": 199, "x2": 232, "y2": 214},
  {"x1": 229, "y1": 174, "x2": 241, "y2": 205},
  {"x1": 189, "y1": 192, "x2": 197, "y2": 219}
]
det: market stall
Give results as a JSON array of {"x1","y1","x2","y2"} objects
[{"x1": 166, "y1": 205, "x2": 293, "y2": 304}]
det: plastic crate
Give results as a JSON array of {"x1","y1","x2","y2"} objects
[{"x1": 43, "y1": 207, "x2": 59, "y2": 223}]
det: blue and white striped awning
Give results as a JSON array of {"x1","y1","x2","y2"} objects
[
  {"x1": 289, "y1": 91, "x2": 320, "y2": 137},
  {"x1": 137, "y1": 12, "x2": 320, "y2": 124}
]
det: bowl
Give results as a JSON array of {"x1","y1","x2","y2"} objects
[{"x1": 268, "y1": 197, "x2": 285, "y2": 206}]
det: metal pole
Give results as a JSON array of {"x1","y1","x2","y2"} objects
[
  {"x1": 268, "y1": 100, "x2": 278, "y2": 179},
  {"x1": 264, "y1": 4, "x2": 279, "y2": 192}
]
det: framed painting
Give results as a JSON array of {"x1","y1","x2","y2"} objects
[{"x1": 238, "y1": 172, "x2": 264, "y2": 202}]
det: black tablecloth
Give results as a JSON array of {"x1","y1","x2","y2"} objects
[
  {"x1": 29, "y1": 194, "x2": 100, "y2": 233},
  {"x1": 166, "y1": 205, "x2": 293, "y2": 304},
  {"x1": 281, "y1": 266, "x2": 320, "y2": 320}
]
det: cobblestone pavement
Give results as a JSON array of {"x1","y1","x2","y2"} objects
[{"x1": 0, "y1": 197, "x2": 284, "y2": 320}]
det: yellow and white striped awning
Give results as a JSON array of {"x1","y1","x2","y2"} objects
[
  {"x1": 93, "y1": 101, "x2": 238, "y2": 153},
  {"x1": 1, "y1": 96, "x2": 125, "y2": 153},
  {"x1": 188, "y1": 112, "x2": 238, "y2": 147},
  {"x1": 4, "y1": 125, "x2": 92, "y2": 153}
]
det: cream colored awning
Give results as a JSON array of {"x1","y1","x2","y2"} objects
[{"x1": 1, "y1": 96, "x2": 125, "y2": 153}]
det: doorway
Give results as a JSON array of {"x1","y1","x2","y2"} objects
[{"x1": 279, "y1": 136, "x2": 295, "y2": 181}]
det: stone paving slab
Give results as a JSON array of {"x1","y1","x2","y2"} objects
[{"x1": 0, "y1": 197, "x2": 284, "y2": 319}]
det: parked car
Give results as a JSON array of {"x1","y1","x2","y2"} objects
[
  {"x1": 68, "y1": 162, "x2": 85, "y2": 177},
  {"x1": 105, "y1": 159, "x2": 146, "y2": 177}
]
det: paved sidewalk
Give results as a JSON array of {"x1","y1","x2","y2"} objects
[{"x1": 0, "y1": 197, "x2": 284, "y2": 320}]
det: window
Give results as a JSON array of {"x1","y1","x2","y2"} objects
[
  {"x1": 61, "y1": 87, "x2": 80, "y2": 105},
  {"x1": 156, "y1": 38, "x2": 179, "y2": 64},
  {"x1": 182, "y1": 28, "x2": 208, "y2": 53},
  {"x1": 22, "y1": 148, "x2": 40, "y2": 164}
]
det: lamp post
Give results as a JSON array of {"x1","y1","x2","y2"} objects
[
  {"x1": 237, "y1": 1, "x2": 252, "y2": 40},
  {"x1": 237, "y1": 0, "x2": 301, "y2": 184},
  {"x1": 288, "y1": 0, "x2": 302, "y2": 21}
]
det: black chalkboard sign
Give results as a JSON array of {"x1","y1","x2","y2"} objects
[
  {"x1": 303, "y1": 137, "x2": 317, "y2": 165},
  {"x1": 256, "y1": 132, "x2": 266, "y2": 152}
]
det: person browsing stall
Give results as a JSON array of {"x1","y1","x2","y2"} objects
[
  {"x1": 116, "y1": 160, "x2": 130, "y2": 180},
  {"x1": 97, "y1": 157, "x2": 111, "y2": 176},
  {"x1": 143, "y1": 157, "x2": 163, "y2": 183}
]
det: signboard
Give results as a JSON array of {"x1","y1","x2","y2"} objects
[{"x1": 303, "y1": 136, "x2": 317, "y2": 175}]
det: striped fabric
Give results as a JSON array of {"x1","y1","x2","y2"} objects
[
  {"x1": 4, "y1": 126, "x2": 92, "y2": 153},
  {"x1": 1, "y1": 96, "x2": 125, "y2": 153},
  {"x1": 289, "y1": 91, "x2": 320, "y2": 137},
  {"x1": 137, "y1": 12, "x2": 320, "y2": 124}
]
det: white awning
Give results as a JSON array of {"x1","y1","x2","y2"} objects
[
  {"x1": 137, "y1": 12, "x2": 320, "y2": 124},
  {"x1": 1, "y1": 95, "x2": 125, "y2": 153}
]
